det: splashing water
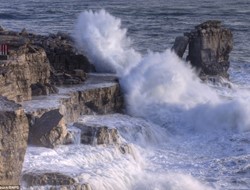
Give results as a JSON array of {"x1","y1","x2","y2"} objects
[
  {"x1": 73, "y1": 9, "x2": 250, "y2": 133},
  {"x1": 74, "y1": 9, "x2": 141, "y2": 75}
]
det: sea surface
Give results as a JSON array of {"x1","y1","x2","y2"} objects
[{"x1": 1, "y1": 0, "x2": 250, "y2": 190}]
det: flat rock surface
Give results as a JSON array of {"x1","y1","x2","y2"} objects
[{"x1": 22, "y1": 73, "x2": 118, "y2": 114}]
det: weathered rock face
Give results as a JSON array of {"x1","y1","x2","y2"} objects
[
  {"x1": 40, "y1": 33, "x2": 94, "y2": 73},
  {"x1": 0, "y1": 41, "x2": 55, "y2": 102},
  {"x1": 28, "y1": 109, "x2": 67, "y2": 148},
  {"x1": 61, "y1": 83, "x2": 124, "y2": 123},
  {"x1": 0, "y1": 28, "x2": 94, "y2": 103},
  {"x1": 0, "y1": 96, "x2": 29, "y2": 185},
  {"x1": 186, "y1": 20, "x2": 233, "y2": 78},
  {"x1": 23, "y1": 74, "x2": 124, "y2": 148}
]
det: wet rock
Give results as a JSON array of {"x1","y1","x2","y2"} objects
[
  {"x1": 73, "y1": 123, "x2": 119, "y2": 145},
  {"x1": 0, "y1": 96, "x2": 29, "y2": 185},
  {"x1": 186, "y1": 20, "x2": 233, "y2": 78},
  {"x1": 22, "y1": 172, "x2": 76, "y2": 186},
  {"x1": 28, "y1": 109, "x2": 67, "y2": 148},
  {"x1": 171, "y1": 36, "x2": 189, "y2": 57}
]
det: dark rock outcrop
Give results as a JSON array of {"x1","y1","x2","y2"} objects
[
  {"x1": 172, "y1": 36, "x2": 189, "y2": 57},
  {"x1": 186, "y1": 20, "x2": 233, "y2": 78},
  {"x1": 0, "y1": 96, "x2": 29, "y2": 185},
  {"x1": 28, "y1": 109, "x2": 67, "y2": 148},
  {"x1": 39, "y1": 32, "x2": 94, "y2": 73}
]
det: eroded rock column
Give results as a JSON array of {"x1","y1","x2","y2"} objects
[{"x1": 186, "y1": 20, "x2": 233, "y2": 78}]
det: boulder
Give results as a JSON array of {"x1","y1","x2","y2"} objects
[
  {"x1": 0, "y1": 96, "x2": 29, "y2": 185},
  {"x1": 28, "y1": 109, "x2": 67, "y2": 148},
  {"x1": 186, "y1": 20, "x2": 233, "y2": 78},
  {"x1": 73, "y1": 123, "x2": 119, "y2": 145}
]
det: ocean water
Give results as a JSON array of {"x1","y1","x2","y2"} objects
[{"x1": 1, "y1": 1, "x2": 250, "y2": 189}]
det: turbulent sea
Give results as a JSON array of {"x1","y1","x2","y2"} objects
[{"x1": 1, "y1": 0, "x2": 250, "y2": 189}]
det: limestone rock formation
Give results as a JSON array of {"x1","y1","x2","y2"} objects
[
  {"x1": 0, "y1": 38, "x2": 56, "y2": 102},
  {"x1": 61, "y1": 82, "x2": 124, "y2": 123},
  {"x1": 0, "y1": 28, "x2": 94, "y2": 103},
  {"x1": 186, "y1": 20, "x2": 233, "y2": 78},
  {"x1": 0, "y1": 96, "x2": 29, "y2": 185},
  {"x1": 171, "y1": 21, "x2": 233, "y2": 78}
]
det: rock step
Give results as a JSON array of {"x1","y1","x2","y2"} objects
[{"x1": 22, "y1": 74, "x2": 123, "y2": 148}]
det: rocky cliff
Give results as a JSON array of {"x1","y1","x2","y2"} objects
[
  {"x1": 0, "y1": 27, "x2": 124, "y2": 188},
  {"x1": 0, "y1": 28, "x2": 95, "y2": 103},
  {"x1": 0, "y1": 96, "x2": 29, "y2": 185}
]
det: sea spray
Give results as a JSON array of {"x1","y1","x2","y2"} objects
[
  {"x1": 73, "y1": 9, "x2": 250, "y2": 133},
  {"x1": 74, "y1": 9, "x2": 141, "y2": 75}
]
